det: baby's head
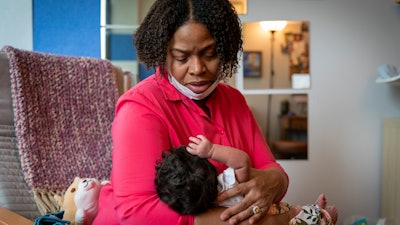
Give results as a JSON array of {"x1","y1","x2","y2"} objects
[{"x1": 155, "y1": 146, "x2": 218, "y2": 214}]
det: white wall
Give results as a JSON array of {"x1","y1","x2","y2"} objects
[
  {"x1": 2, "y1": 0, "x2": 400, "y2": 224},
  {"x1": 238, "y1": 0, "x2": 400, "y2": 224},
  {"x1": 0, "y1": 0, "x2": 32, "y2": 50}
]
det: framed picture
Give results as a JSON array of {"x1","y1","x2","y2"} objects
[
  {"x1": 229, "y1": 0, "x2": 247, "y2": 14},
  {"x1": 243, "y1": 51, "x2": 262, "y2": 77}
]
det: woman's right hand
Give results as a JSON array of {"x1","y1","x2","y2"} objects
[{"x1": 216, "y1": 168, "x2": 288, "y2": 225}]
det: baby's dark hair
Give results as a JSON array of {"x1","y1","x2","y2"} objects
[
  {"x1": 155, "y1": 146, "x2": 219, "y2": 214},
  {"x1": 135, "y1": 0, "x2": 243, "y2": 80}
]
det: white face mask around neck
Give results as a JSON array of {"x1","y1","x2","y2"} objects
[{"x1": 168, "y1": 72, "x2": 220, "y2": 100}]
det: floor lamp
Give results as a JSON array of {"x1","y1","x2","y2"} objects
[{"x1": 260, "y1": 21, "x2": 287, "y2": 143}]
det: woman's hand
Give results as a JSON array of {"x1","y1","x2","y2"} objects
[{"x1": 217, "y1": 168, "x2": 288, "y2": 225}]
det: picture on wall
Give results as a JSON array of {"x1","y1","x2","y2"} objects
[
  {"x1": 229, "y1": 0, "x2": 247, "y2": 14},
  {"x1": 243, "y1": 51, "x2": 262, "y2": 77},
  {"x1": 280, "y1": 21, "x2": 310, "y2": 76}
]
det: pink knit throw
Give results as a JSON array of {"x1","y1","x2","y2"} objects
[{"x1": 2, "y1": 45, "x2": 118, "y2": 213}]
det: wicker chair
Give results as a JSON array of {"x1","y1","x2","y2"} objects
[{"x1": 0, "y1": 45, "x2": 130, "y2": 220}]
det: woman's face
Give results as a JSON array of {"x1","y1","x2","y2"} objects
[{"x1": 166, "y1": 22, "x2": 220, "y2": 94}]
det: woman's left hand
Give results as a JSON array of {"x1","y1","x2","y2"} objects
[{"x1": 217, "y1": 168, "x2": 288, "y2": 225}]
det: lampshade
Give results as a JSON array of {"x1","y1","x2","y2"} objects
[{"x1": 260, "y1": 20, "x2": 287, "y2": 31}]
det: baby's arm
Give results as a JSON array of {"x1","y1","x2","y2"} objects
[{"x1": 187, "y1": 135, "x2": 250, "y2": 183}]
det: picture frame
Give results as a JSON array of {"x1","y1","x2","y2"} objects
[
  {"x1": 229, "y1": 0, "x2": 247, "y2": 15},
  {"x1": 243, "y1": 51, "x2": 262, "y2": 77}
]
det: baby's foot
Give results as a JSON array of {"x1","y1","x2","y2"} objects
[
  {"x1": 289, "y1": 195, "x2": 338, "y2": 225},
  {"x1": 324, "y1": 205, "x2": 338, "y2": 225},
  {"x1": 315, "y1": 194, "x2": 338, "y2": 225},
  {"x1": 315, "y1": 193, "x2": 327, "y2": 209}
]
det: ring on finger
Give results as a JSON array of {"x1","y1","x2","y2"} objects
[{"x1": 252, "y1": 205, "x2": 261, "y2": 215}]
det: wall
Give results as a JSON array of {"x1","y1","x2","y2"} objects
[
  {"x1": 0, "y1": 0, "x2": 99, "y2": 57},
  {"x1": 2, "y1": 0, "x2": 400, "y2": 224},
  {"x1": 33, "y1": 0, "x2": 100, "y2": 57},
  {"x1": 0, "y1": 0, "x2": 32, "y2": 50},
  {"x1": 237, "y1": 0, "x2": 400, "y2": 224}
]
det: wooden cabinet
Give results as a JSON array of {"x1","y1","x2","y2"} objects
[
  {"x1": 279, "y1": 115, "x2": 307, "y2": 141},
  {"x1": 272, "y1": 115, "x2": 308, "y2": 159}
]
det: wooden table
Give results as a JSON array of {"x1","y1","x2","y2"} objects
[{"x1": 0, "y1": 206, "x2": 34, "y2": 225}]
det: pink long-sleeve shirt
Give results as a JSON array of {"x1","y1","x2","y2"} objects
[{"x1": 93, "y1": 70, "x2": 287, "y2": 225}]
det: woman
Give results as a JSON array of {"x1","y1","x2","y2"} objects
[{"x1": 93, "y1": 0, "x2": 288, "y2": 224}]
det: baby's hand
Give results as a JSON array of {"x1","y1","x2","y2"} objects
[{"x1": 186, "y1": 135, "x2": 214, "y2": 158}]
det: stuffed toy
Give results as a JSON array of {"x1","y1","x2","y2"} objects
[{"x1": 54, "y1": 177, "x2": 103, "y2": 225}]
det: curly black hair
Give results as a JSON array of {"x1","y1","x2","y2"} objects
[
  {"x1": 155, "y1": 146, "x2": 219, "y2": 214},
  {"x1": 135, "y1": 0, "x2": 243, "y2": 81}
]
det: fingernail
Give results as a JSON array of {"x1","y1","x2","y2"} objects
[{"x1": 220, "y1": 214, "x2": 227, "y2": 221}]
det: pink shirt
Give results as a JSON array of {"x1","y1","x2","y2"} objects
[{"x1": 93, "y1": 70, "x2": 287, "y2": 225}]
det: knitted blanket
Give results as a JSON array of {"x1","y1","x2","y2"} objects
[{"x1": 2, "y1": 46, "x2": 118, "y2": 214}]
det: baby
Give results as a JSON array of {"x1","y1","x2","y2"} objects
[{"x1": 155, "y1": 135, "x2": 337, "y2": 225}]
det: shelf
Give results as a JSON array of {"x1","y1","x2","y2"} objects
[{"x1": 376, "y1": 74, "x2": 400, "y2": 86}]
